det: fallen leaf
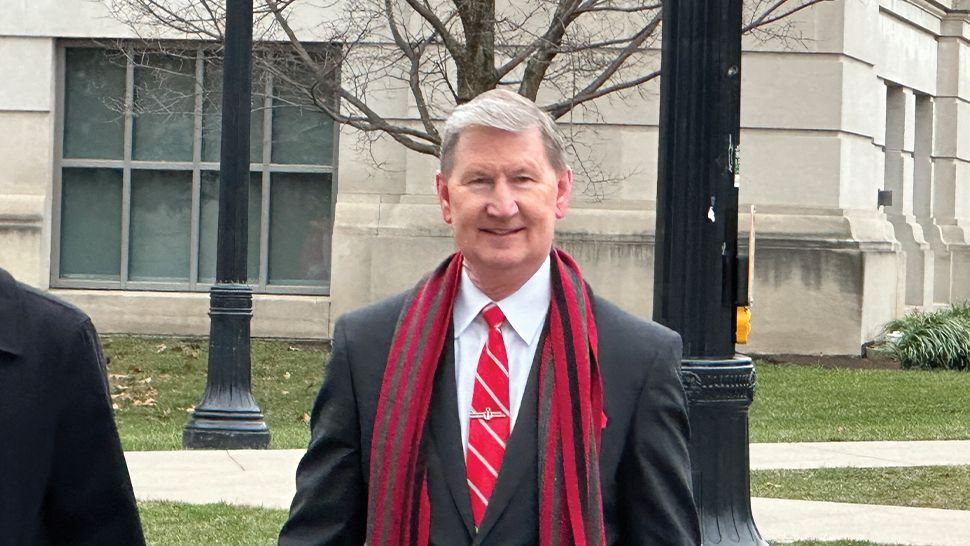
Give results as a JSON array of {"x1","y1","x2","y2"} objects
[
  {"x1": 283, "y1": 372, "x2": 291, "y2": 380},
  {"x1": 287, "y1": 346, "x2": 302, "y2": 352},
  {"x1": 155, "y1": 344, "x2": 167, "y2": 354},
  {"x1": 302, "y1": 412, "x2": 310, "y2": 424},
  {"x1": 175, "y1": 344, "x2": 202, "y2": 359},
  {"x1": 140, "y1": 377, "x2": 153, "y2": 384},
  {"x1": 281, "y1": 390, "x2": 289, "y2": 395},
  {"x1": 133, "y1": 398, "x2": 156, "y2": 407}
]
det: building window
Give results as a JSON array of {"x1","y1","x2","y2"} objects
[{"x1": 54, "y1": 45, "x2": 336, "y2": 293}]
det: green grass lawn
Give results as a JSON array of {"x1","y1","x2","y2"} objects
[
  {"x1": 749, "y1": 363, "x2": 970, "y2": 443},
  {"x1": 751, "y1": 465, "x2": 970, "y2": 511},
  {"x1": 137, "y1": 501, "x2": 913, "y2": 546},
  {"x1": 106, "y1": 337, "x2": 970, "y2": 450},
  {"x1": 105, "y1": 336, "x2": 327, "y2": 451},
  {"x1": 139, "y1": 501, "x2": 287, "y2": 545}
]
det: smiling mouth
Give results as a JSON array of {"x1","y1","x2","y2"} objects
[{"x1": 481, "y1": 227, "x2": 524, "y2": 236}]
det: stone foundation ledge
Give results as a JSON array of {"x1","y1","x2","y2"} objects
[{"x1": 52, "y1": 289, "x2": 331, "y2": 340}]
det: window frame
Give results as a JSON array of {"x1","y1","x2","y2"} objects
[{"x1": 52, "y1": 40, "x2": 339, "y2": 295}]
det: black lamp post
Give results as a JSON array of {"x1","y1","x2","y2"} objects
[
  {"x1": 183, "y1": 0, "x2": 270, "y2": 449},
  {"x1": 653, "y1": 0, "x2": 765, "y2": 542}
]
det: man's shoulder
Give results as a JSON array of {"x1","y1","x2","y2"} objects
[
  {"x1": 591, "y1": 293, "x2": 681, "y2": 349},
  {"x1": 0, "y1": 268, "x2": 91, "y2": 351},
  {"x1": 334, "y1": 290, "x2": 412, "y2": 338}
]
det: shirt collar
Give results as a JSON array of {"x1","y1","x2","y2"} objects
[{"x1": 453, "y1": 256, "x2": 551, "y2": 344}]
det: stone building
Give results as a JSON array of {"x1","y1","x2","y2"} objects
[{"x1": 1, "y1": 0, "x2": 968, "y2": 355}]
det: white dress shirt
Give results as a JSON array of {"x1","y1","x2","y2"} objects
[{"x1": 453, "y1": 256, "x2": 551, "y2": 453}]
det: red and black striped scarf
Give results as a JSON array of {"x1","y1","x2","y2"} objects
[{"x1": 366, "y1": 247, "x2": 606, "y2": 546}]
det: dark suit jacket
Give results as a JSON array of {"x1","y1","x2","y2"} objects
[
  {"x1": 280, "y1": 289, "x2": 700, "y2": 545},
  {"x1": 0, "y1": 268, "x2": 145, "y2": 545}
]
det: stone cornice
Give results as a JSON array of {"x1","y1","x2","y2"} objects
[{"x1": 0, "y1": 194, "x2": 44, "y2": 231}]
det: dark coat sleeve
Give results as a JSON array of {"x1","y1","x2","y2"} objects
[
  {"x1": 279, "y1": 316, "x2": 368, "y2": 546},
  {"x1": 44, "y1": 318, "x2": 145, "y2": 545},
  {"x1": 617, "y1": 328, "x2": 701, "y2": 545}
]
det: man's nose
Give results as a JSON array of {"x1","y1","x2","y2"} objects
[{"x1": 486, "y1": 180, "x2": 519, "y2": 217}]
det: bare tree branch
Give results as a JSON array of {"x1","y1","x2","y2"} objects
[
  {"x1": 382, "y1": 0, "x2": 441, "y2": 141},
  {"x1": 546, "y1": 69, "x2": 660, "y2": 118},
  {"x1": 745, "y1": 0, "x2": 831, "y2": 31},
  {"x1": 401, "y1": 0, "x2": 465, "y2": 63},
  {"x1": 516, "y1": 0, "x2": 585, "y2": 99},
  {"x1": 106, "y1": 0, "x2": 830, "y2": 194},
  {"x1": 545, "y1": 12, "x2": 660, "y2": 117},
  {"x1": 264, "y1": 0, "x2": 438, "y2": 154},
  {"x1": 574, "y1": 2, "x2": 661, "y2": 14}
]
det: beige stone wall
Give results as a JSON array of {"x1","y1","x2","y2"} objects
[
  {"x1": 53, "y1": 289, "x2": 330, "y2": 339},
  {"x1": 0, "y1": 36, "x2": 55, "y2": 289}
]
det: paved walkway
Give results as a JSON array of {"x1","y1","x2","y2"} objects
[
  {"x1": 754, "y1": 498, "x2": 970, "y2": 545},
  {"x1": 125, "y1": 440, "x2": 970, "y2": 545},
  {"x1": 751, "y1": 440, "x2": 970, "y2": 470}
]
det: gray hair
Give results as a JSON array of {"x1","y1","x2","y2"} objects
[{"x1": 439, "y1": 89, "x2": 567, "y2": 175}]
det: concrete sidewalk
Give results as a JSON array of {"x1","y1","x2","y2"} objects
[
  {"x1": 125, "y1": 440, "x2": 970, "y2": 545},
  {"x1": 753, "y1": 498, "x2": 970, "y2": 546},
  {"x1": 126, "y1": 449, "x2": 301, "y2": 509},
  {"x1": 751, "y1": 440, "x2": 970, "y2": 470}
]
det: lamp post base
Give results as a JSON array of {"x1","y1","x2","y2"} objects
[
  {"x1": 682, "y1": 355, "x2": 767, "y2": 546},
  {"x1": 182, "y1": 283, "x2": 270, "y2": 450},
  {"x1": 183, "y1": 408, "x2": 270, "y2": 449}
]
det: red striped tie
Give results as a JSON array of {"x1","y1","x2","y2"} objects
[{"x1": 466, "y1": 303, "x2": 511, "y2": 528}]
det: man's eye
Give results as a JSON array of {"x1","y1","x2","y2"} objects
[{"x1": 514, "y1": 175, "x2": 534, "y2": 183}]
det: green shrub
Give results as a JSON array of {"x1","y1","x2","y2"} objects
[{"x1": 883, "y1": 303, "x2": 970, "y2": 371}]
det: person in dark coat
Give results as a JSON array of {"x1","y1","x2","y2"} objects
[{"x1": 0, "y1": 267, "x2": 145, "y2": 545}]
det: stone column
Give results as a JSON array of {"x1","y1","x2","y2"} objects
[
  {"x1": 930, "y1": 15, "x2": 970, "y2": 303},
  {"x1": 911, "y1": 95, "x2": 951, "y2": 306},
  {"x1": 885, "y1": 86, "x2": 934, "y2": 308}
]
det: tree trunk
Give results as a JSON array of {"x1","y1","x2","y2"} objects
[{"x1": 456, "y1": 0, "x2": 497, "y2": 103}]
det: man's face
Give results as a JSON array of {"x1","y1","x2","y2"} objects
[{"x1": 436, "y1": 126, "x2": 572, "y2": 285}]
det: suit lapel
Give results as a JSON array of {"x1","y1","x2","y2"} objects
[
  {"x1": 428, "y1": 332, "x2": 476, "y2": 537},
  {"x1": 471, "y1": 340, "x2": 542, "y2": 545}
]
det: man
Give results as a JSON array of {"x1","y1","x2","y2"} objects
[
  {"x1": 0, "y1": 267, "x2": 145, "y2": 545},
  {"x1": 280, "y1": 89, "x2": 700, "y2": 545}
]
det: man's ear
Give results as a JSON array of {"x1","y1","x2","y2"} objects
[
  {"x1": 554, "y1": 166, "x2": 573, "y2": 219},
  {"x1": 436, "y1": 171, "x2": 453, "y2": 224}
]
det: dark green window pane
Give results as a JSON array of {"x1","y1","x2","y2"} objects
[
  {"x1": 201, "y1": 62, "x2": 265, "y2": 163},
  {"x1": 132, "y1": 54, "x2": 195, "y2": 161},
  {"x1": 129, "y1": 170, "x2": 192, "y2": 281},
  {"x1": 268, "y1": 173, "x2": 332, "y2": 286},
  {"x1": 64, "y1": 49, "x2": 125, "y2": 160},
  {"x1": 199, "y1": 171, "x2": 261, "y2": 283},
  {"x1": 270, "y1": 85, "x2": 334, "y2": 165},
  {"x1": 59, "y1": 168, "x2": 122, "y2": 279}
]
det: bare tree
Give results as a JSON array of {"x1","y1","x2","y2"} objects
[{"x1": 103, "y1": 0, "x2": 830, "y2": 195}]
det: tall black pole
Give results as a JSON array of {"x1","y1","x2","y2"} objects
[
  {"x1": 183, "y1": 0, "x2": 270, "y2": 449},
  {"x1": 654, "y1": 0, "x2": 765, "y2": 542}
]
